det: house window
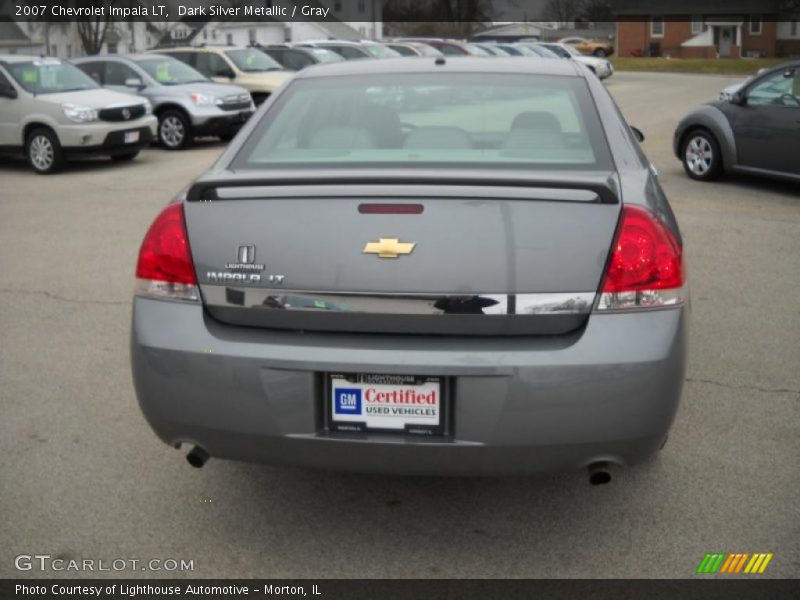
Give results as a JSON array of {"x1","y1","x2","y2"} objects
[
  {"x1": 107, "y1": 42, "x2": 117, "y2": 53},
  {"x1": 691, "y1": 17, "x2": 703, "y2": 34},
  {"x1": 650, "y1": 16, "x2": 664, "y2": 37},
  {"x1": 226, "y1": 33, "x2": 233, "y2": 45},
  {"x1": 203, "y1": 30, "x2": 208, "y2": 40},
  {"x1": 249, "y1": 28, "x2": 257, "y2": 44},
  {"x1": 750, "y1": 15, "x2": 762, "y2": 35},
  {"x1": 50, "y1": 44, "x2": 58, "y2": 56}
]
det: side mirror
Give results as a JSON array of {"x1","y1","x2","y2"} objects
[
  {"x1": 215, "y1": 68, "x2": 235, "y2": 79},
  {"x1": 0, "y1": 83, "x2": 17, "y2": 99},
  {"x1": 125, "y1": 77, "x2": 144, "y2": 89},
  {"x1": 730, "y1": 91, "x2": 746, "y2": 105},
  {"x1": 630, "y1": 126, "x2": 645, "y2": 142}
]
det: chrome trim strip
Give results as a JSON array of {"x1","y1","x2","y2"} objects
[{"x1": 200, "y1": 286, "x2": 595, "y2": 316}]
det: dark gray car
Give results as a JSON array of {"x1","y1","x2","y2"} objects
[
  {"x1": 131, "y1": 57, "x2": 687, "y2": 480},
  {"x1": 674, "y1": 61, "x2": 800, "y2": 182},
  {"x1": 72, "y1": 54, "x2": 254, "y2": 149}
]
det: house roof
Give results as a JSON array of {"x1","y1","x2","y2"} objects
[{"x1": 611, "y1": 0, "x2": 781, "y2": 15}]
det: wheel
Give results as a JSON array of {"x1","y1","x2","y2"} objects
[
  {"x1": 682, "y1": 129, "x2": 723, "y2": 181},
  {"x1": 26, "y1": 128, "x2": 65, "y2": 174},
  {"x1": 593, "y1": 48, "x2": 607, "y2": 57},
  {"x1": 158, "y1": 110, "x2": 192, "y2": 150},
  {"x1": 111, "y1": 151, "x2": 139, "y2": 162}
]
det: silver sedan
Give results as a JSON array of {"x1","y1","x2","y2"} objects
[{"x1": 131, "y1": 57, "x2": 687, "y2": 481}]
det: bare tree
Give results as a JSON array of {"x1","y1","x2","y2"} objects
[
  {"x1": 75, "y1": 15, "x2": 115, "y2": 55},
  {"x1": 383, "y1": 0, "x2": 495, "y2": 37},
  {"x1": 580, "y1": 0, "x2": 613, "y2": 23}
]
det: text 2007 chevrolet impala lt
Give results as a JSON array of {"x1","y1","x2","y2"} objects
[{"x1": 131, "y1": 58, "x2": 687, "y2": 482}]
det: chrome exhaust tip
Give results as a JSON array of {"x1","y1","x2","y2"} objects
[
  {"x1": 186, "y1": 446, "x2": 210, "y2": 469},
  {"x1": 588, "y1": 461, "x2": 611, "y2": 485}
]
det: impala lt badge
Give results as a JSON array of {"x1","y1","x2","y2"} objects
[{"x1": 363, "y1": 238, "x2": 416, "y2": 259}]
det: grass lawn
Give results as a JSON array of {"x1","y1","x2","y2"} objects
[{"x1": 610, "y1": 57, "x2": 788, "y2": 75}]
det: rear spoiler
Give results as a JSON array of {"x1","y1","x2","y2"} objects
[{"x1": 186, "y1": 169, "x2": 621, "y2": 204}]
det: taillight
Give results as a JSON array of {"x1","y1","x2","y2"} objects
[
  {"x1": 595, "y1": 205, "x2": 686, "y2": 311},
  {"x1": 134, "y1": 203, "x2": 198, "y2": 302}
]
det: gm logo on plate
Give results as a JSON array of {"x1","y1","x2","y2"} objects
[{"x1": 334, "y1": 388, "x2": 361, "y2": 415}]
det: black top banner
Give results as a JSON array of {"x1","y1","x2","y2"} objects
[{"x1": 2, "y1": 1, "x2": 796, "y2": 24}]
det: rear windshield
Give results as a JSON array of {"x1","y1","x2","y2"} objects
[
  {"x1": 232, "y1": 72, "x2": 612, "y2": 171},
  {"x1": 8, "y1": 59, "x2": 98, "y2": 94}
]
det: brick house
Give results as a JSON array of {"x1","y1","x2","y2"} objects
[{"x1": 612, "y1": 0, "x2": 800, "y2": 58}]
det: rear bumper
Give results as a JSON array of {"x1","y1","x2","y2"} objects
[{"x1": 130, "y1": 298, "x2": 687, "y2": 476}]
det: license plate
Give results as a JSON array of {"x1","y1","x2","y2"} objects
[
  {"x1": 124, "y1": 131, "x2": 140, "y2": 144},
  {"x1": 328, "y1": 373, "x2": 444, "y2": 435}
]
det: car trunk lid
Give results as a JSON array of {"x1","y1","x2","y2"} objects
[{"x1": 184, "y1": 170, "x2": 621, "y2": 335}]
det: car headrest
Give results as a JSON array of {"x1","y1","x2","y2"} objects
[{"x1": 510, "y1": 111, "x2": 562, "y2": 133}]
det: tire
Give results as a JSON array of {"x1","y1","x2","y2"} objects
[
  {"x1": 593, "y1": 48, "x2": 607, "y2": 57},
  {"x1": 26, "y1": 128, "x2": 65, "y2": 174},
  {"x1": 157, "y1": 110, "x2": 192, "y2": 150},
  {"x1": 682, "y1": 129, "x2": 723, "y2": 181},
  {"x1": 111, "y1": 151, "x2": 139, "y2": 162}
]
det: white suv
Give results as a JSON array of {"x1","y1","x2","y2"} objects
[{"x1": 0, "y1": 55, "x2": 157, "y2": 174}]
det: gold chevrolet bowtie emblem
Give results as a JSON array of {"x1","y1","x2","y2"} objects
[{"x1": 362, "y1": 238, "x2": 416, "y2": 259}]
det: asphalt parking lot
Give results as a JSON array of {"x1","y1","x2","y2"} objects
[{"x1": 1, "y1": 71, "x2": 798, "y2": 579}]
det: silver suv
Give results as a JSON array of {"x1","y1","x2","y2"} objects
[
  {"x1": 72, "y1": 54, "x2": 254, "y2": 150},
  {"x1": 0, "y1": 55, "x2": 156, "y2": 174}
]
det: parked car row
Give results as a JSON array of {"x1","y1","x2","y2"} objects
[
  {"x1": 37, "y1": 37, "x2": 800, "y2": 187},
  {"x1": 251, "y1": 38, "x2": 613, "y2": 80},
  {"x1": 0, "y1": 38, "x2": 621, "y2": 174}
]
